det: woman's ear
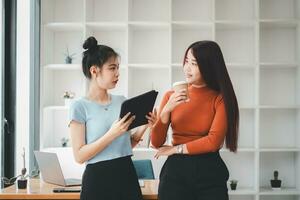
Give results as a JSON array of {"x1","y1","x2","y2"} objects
[{"x1": 89, "y1": 65, "x2": 98, "y2": 78}]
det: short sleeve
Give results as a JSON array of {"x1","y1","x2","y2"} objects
[{"x1": 69, "y1": 100, "x2": 86, "y2": 124}]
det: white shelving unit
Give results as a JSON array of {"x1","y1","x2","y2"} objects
[{"x1": 40, "y1": 0, "x2": 300, "y2": 199}]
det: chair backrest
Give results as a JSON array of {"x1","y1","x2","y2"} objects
[{"x1": 132, "y1": 159, "x2": 155, "y2": 179}]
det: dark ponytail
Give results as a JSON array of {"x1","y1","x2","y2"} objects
[
  {"x1": 184, "y1": 41, "x2": 239, "y2": 152},
  {"x1": 82, "y1": 36, "x2": 119, "y2": 79}
]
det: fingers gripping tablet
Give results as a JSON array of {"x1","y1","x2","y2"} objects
[{"x1": 119, "y1": 90, "x2": 158, "y2": 130}]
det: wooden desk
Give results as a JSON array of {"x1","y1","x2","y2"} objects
[{"x1": 0, "y1": 179, "x2": 158, "y2": 200}]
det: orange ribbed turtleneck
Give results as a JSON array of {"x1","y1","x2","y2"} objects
[{"x1": 151, "y1": 85, "x2": 227, "y2": 155}]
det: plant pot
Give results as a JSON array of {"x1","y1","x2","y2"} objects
[
  {"x1": 65, "y1": 56, "x2": 72, "y2": 64},
  {"x1": 64, "y1": 98, "x2": 73, "y2": 106},
  {"x1": 17, "y1": 179, "x2": 27, "y2": 189},
  {"x1": 230, "y1": 183, "x2": 237, "y2": 190},
  {"x1": 270, "y1": 180, "x2": 281, "y2": 189}
]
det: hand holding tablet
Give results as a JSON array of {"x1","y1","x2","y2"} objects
[{"x1": 119, "y1": 90, "x2": 158, "y2": 130}]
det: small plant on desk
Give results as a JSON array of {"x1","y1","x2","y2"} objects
[{"x1": 17, "y1": 148, "x2": 28, "y2": 189}]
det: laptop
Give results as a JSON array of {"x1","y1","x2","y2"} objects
[{"x1": 34, "y1": 151, "x2": 81, "y2": 187}]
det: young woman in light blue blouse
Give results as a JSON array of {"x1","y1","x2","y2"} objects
[{"x1": 69, "y1": 36, "x2": 156, "y2": 200}]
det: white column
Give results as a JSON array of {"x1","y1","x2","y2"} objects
[{"x1": 16, "y1": 0, "x2": 30, "y2": 175}]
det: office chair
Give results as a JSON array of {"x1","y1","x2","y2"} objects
[{"x1": 132, "y1": 159, "x2": 155, "y2": 179}]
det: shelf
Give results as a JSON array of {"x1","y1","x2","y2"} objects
[
  {"x1": 42, "y1": 107, "x2": 70, "y2": 148},
  {"x1": 172, "y1": 23, "x2": 213, "y2": 63},
  {"x1": 41, "y1": 0, "x2": 83, "y2": 23},
  {"x1": 260, "y1": 152, "x2": 299, "y2": 190},
  {"x1": 259, "y1": 105, "x2": 300, "y2": 109},
  {"x1": 259, "y1": 20, "x2": 298, "y2": 28},
  {"x1": 85, "y1": 0, "x2": 128, "y2": 22},
  {"x1": 260, "y1": 63, "x2": 298, "y2": 69},
  {"x1": 41, "y1": 70, "x2": 86, "y2": 106},
  {"x1": 260, "y1": 187, "x2": 300, "y2": 195},
  {"x1": 259, "y1": 195, "x2": 300, "y2": 200},
  {"x1": 227, "y1": 68, "x2": 255, "y2": 108},
  {"x1": 128, "y1": 21, "x2": 170, "y2": 29},
  {"x1": 228, "y1": 188, "x2": 256, "y2": 195},
  {"x1": 260, "y1": 148, "x2": 300, "y2": 152},
  {"x1": 260, "y1": 109, "x2": 299, "y2": 148},
  {"x1": 128, "y1": 68, "x2": 170, "y2": 106},
  {"x1": 238, "y1": 109, "x2": 255, "y2": 148},
  {"x1": 44, "y1": 64, "x2": 126, "y2": 71},
  {"x1": 86, "y1": 22, "x2": 127, "y2": 30},
  {"x1": 220, "y1": 148, "x2": 256, "y2": 152},
  {"x1": 215, "y1": 23, "x2": 255, "y2": 64},
  {"x1": 39, "y1": 1, "x2": 300, "y2": 196},
  {"x1": 172, "y1": 0, "x2": 213, "y2": 22},
  {"x1": 215, "y1": 21, "x2": 256, "y2": 29},
  {"x1": 172, "y1": 21, "x2": 213, "y2": 27},
  {"x1": 86, "y1": 26, "x2": 127, "y2": 65},
  {"x1": 42, "y1": 29, "x2": 83, "y2": 64},
  {"x1": 229, "y1": 196, "x2": 255, "y2": 200},
  {"x1": 129, "y1": 64, "x2": 170, "y2": 69},
  {"x1": 226, "y1": 63, "x2": 256, "y2": 69},
  {"x1": 128, "y1": 26, "x2": 170, "y2": 64},
  {"x1": 128, "y1": 0, "x2": 170, "y2": 22},
  {"x1": 215, "y1": 0, "x2": 255, "y2": 21},
  {"x1": 44, "y1": 23, "x2": 84, "y2": 31},
  {"x1": 43, "y1": 106, "x2": 69, "y2": 111},
  {"x1": 259, "y1": 0, "x2": 300, "y2": 20},
  {"x1": 260, "y1": 68, "x2": 298, "y2": 106},
  {"x1": 260, "y1": 23, "x2": 297, "y2": 63},
  {"x1": 44, "y1": 64, "x2": 81, "y2": 70},
  {"x1": 221, "y1": 152, "x2": 255, "y2": 190}
]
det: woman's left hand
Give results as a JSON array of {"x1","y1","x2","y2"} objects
[{"x1": 154, "y1": 145, "x2": 177, "y2": 159}]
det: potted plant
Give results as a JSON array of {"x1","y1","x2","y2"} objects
[
  {"x1": 61, "y1": 137, "x2": 69, "y2": 147},
  {"x1": 64, "y1": 46, "x2": 76, "y2": 64},
  {"x1": 17, "y1": 148, "x2": 28, "y2": 189},
  {"x1": 229, "y1": 179, "x2": 238, "y2": 190},
  {"x1": 270, "y1": 170, "x2": 281, "y2": 190},
  {"x1": 63, "y1": 91, "x2": 75, "y2": 106}
]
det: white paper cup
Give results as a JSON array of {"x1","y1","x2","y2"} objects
[{"x1": 172, "y1": 81, "x2": 189, "y2": 101}]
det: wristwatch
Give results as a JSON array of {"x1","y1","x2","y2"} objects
[{"x1": 176, "y1": 144, "x2": 183, "y2": 154}]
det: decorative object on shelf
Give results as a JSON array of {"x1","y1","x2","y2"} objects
[
  {"x1": 17, "y1": 148, "x2": 28, "y2": 189},
  {"x1": 270, "y1": 170, "x2": 282, "y2": 190},
  {"x1": 229, "y1": 179, "x2": 238, "y2": 190},
  {"x1": 63, "y1": 91, "x2": 75, "y2": 106},
  {"x1": 61, "y1": 137, "x2": 69, "y2": 147},
  {"x1": 64, "y1": 46, "x2": 76, "y2": 64}
]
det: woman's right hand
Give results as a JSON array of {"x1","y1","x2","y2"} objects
[
  {"x1": 163, "y1": 89, "x2": 188, "y2": 113},
  {"x1": 108, "y1": 112, "x2": 135, "y2": 137}
]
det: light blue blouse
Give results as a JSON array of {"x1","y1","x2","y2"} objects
[{"x1": 69, "y1": 95, "x2": 132, "y2": 164}]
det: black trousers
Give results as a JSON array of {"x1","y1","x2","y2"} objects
[
  {"x1": 159, "y1": 151, "x2": 229, "y2": 200},
  {"x1": 80, "y1": 156, "x2": 142, "y2": 200}
]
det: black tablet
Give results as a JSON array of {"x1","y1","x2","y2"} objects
[{"x1": 119, "y1": 90, "x2": 158, "y2": 130}]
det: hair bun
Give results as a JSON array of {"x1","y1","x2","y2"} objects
[{"x1": 83, "y1": 36, "x2": 98, "y2": 50}]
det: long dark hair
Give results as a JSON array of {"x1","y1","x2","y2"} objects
[
  {"x1": 82, "y1": 36, "x2": 119, "y2": 79},
  {"x1": 184, "y1": 41, "x2": 239, "y2": 152}
]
